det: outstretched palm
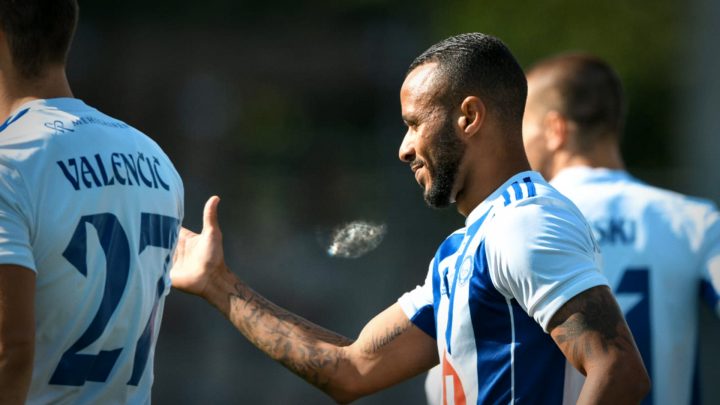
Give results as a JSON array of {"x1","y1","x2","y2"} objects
[{"x1": 171, "y1": 196, "x2": 227, "y2": 298}]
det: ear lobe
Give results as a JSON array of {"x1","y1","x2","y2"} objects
[{"x1": 459, "y1": 96, "x2": 485, "y2": 137}]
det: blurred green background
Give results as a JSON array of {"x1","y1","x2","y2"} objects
[{"x1": 68, "y1": 0, "x2": 719, "y2": 403}]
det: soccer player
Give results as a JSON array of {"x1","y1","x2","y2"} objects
[
  {"x1": 171, "y1": 33, "x2": 649, "y2": 404},
  {"x1": 0, "y1": 1, "x2": 184, "y2": 404},
  {"x1": 521, "y1": 53, "x2": 720, "y2": 405}
]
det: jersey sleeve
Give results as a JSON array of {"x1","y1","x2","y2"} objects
[
  {"x1": 398, "y1": 260, "x2": 436, "y2": 338},
  {"x1": 484, "y1": 198, "x2": 609, "y2": 332},
  {"x1": 699, "y1": 202, "x2": 720, "y2": 318},
  {"x1": 0, "y1": 162, "x2": 36, "y2": 271}
]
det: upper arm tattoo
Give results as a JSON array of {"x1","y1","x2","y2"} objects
[
  {"x1": 548, "y1": 286, "x2": 636, "y2": 370},
  {"x1": 362, "y1": 318, "x2": 413, "y2": 355}
]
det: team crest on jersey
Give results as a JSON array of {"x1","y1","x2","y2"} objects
[{"x1": 458, "y1": 256, "x2": 473, "y2": 286}]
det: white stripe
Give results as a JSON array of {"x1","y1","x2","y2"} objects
[
  {"x1": 519, "y1": 182, "x2": 529, "y2": 200},
  {"x1": 445, "y1": 375, "x2": 455, "y2": 405},
  {"x1": 506, "y1": 298, "x2": 516, "y2": 404}
]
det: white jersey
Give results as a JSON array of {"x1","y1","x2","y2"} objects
[
  {"x1": 552, "y1": 166, "x2": 720, "y2": 405},
  {"x1": 400, "y1": 171, "x2": 608, "y2": 404},
  {"x1": 0, "y1": 98, "x2": 184, "y2": 404}
]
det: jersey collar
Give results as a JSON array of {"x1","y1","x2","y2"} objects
[
  {"x1": 551, "y1": 166, "x2": 632, "y2": 189},
  {"x1": 464, "y1": 170, "x2": 542, "y2": 226}
]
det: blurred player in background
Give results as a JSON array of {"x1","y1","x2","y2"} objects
[
  {"x1": 522, "y1": 53, "x2": 720, "y2": 405},
  {"x1": 0, "y1": 1, "x2": 183, "y2": 404},
  {"x1": 172, "y1": 33, "x2": 649, "y2": 404}
]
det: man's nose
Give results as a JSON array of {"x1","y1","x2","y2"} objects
[{"x1": 398, "y1": 131, "x2": 415, "y2": 163}]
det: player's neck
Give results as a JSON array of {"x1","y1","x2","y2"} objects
[
  {"x1": 455, "y1": 139, "x2": 531, "y2": 217},
  {"x1": 552, "y1": 143, "x2": 625, "y2": 177},
  {"x1": 0, "y1": 65, "x2": 73, "y2": 119}
]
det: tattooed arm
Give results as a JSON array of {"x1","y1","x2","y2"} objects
[
  {"x1": 547, "y1": 285, "x2": 650, "y2": 404},
  {"x1": 171, "y1": 197, "x2": 438, "y2": 403}
]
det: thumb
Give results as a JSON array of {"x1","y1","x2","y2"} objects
[{"x1": 202, "y1": 195, "x2": 221, "y2": 234}]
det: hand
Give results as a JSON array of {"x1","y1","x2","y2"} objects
[{"x1": 171, "y1": 196, "x2": 226, "y2": 298}]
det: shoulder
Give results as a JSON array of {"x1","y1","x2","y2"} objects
[
  {"x1": 482, "y1": 191, "x2": 607, "y2": 327},
  {"x1": 483, "y1": 190, "x2": 600, "y2": 282},
  {"x1": 566, "y1": 172, "x2": 716, "y2": 219},
  {"x1": 614, "y1": 182, "x2": 719, "y2": 244},
  {"x1": 486, "y1": 187, "x2": 590, "y2": 249},
  {"x1": 0, "y1": 107, "x2": 55, "y2": 159}
]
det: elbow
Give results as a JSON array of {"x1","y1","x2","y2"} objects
[
  {"x1": 635, "y1": 364, "x2": 651, "y2": 401},
  {"x1": 628, "y1": 371, "x2": 651, "y2": 403},
  {"x1": 324, "y1": 369, "x2": 375, "y2": 404},
  {"x1": 585, "y1": 353, "x2": 651, "y2": 403},
  {"x1": 605, "y1": 355, "x2": 651, "y2": 402},
  {"x1": 624, "y1": 354, "x2": 651, "y2": 401},
  {"x1": 332, "y1": 394, "x2": 358, "y2": 405},
  {"x1": 325, "y1": 381, "x2": 364, "y2": 404},
  {"x1": 325, "y1": 388, "x2": 355, "y2": 404}
]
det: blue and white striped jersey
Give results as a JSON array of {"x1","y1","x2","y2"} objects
[
  {"x1": 551, "y1": 167, "x2": 720, "y2": 405},
  {"x1": 400, "y1": 171, "x2": 607, "y2": 405},
  {"x1": 0, "y1": 98, "x2": 183, "y2": 404}
]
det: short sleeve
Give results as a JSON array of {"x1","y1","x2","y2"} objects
[
  {"x1": 398, "y1": 260, "x2": 436, "y2": 338},
  {"x1": 484, "y1": 198, "x2": 609, "y2": 332},
  {"x1": 0, "y1": 163, "x2": 35, "y2": 271},
  {"x1": 699, "y1": 203, "x2": 720, "y2": 317}
]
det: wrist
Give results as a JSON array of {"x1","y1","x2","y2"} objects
[{"x1": 201, "y1": 264, "x2": 239, "y2": 308}]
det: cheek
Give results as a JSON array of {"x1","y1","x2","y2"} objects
[{"x1": 415, "y1": 130, "x2": 435, "y2": 161}]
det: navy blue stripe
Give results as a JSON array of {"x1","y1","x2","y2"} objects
[
  {"x1": 431, "y1": 234, "x2": 462, "y2": 341},
  {"x1": 691, "y1": 341, "x2": 701, "y2": 405},
  {"x1": 0, "y1": 108, "x2": 30, "y2": 133},
  {"x1": 436, "y1": 234, "x2": 464, "y2": 298},
  {"x1": 444, "y1": 256, "x2": 462, "y2": 355},
  {"x1": 410, "y1": 305, "x2": 436, "y2": 338},
  {"x1": 469, "y1": 245, "x2": 512, "y2": 403},
  {"x1": 618, "y1": 268, "x2": 653, "y2": 405},
  {"x1": 511, "y1": 181, "x2": 523, "y2": 200},
  {"x1": 523, "y1": 176, "x2": 536, "y2": 197},
  {"x1": 430, "y1": 245, "x2": 443, "y2": 339},
  {"x1": 468, "y1": 243, "x2": 565, "y2": 403},
  {"x1": 445, "y1": 209, "x2": 492, "y2": 354},
  {"x1": 510, "y1": 301, "x2": 565, "y2": 403},
  {"x1": 438, "y1": 233, "x2": 464, "y2": 259},
  {"x1": 701, "y1": 279, "x2": 719, "y2": 309}
]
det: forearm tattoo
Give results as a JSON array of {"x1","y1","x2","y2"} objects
[
  {"x1": 226, "y1": 282, "x2": 353, "y2": 390},
  {"x1": 549, "y1": 286, "x2": 635, "y2": 369}
]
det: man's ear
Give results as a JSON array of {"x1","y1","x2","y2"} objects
[
  {"x1": 458, "y1": 96, "x2": 486, "y2": 138},
  {"x1": 543, "y1": 111, "x2": 568, "y2": 152}
]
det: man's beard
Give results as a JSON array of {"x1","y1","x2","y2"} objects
[{"x1": 423, "y1": 119, "x2": 466, "y2": 208}]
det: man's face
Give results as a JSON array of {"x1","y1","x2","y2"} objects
[
  {"x1": 399, "y1": 63, "x2": 466, "y2": 208},
  {"x1": 522, "y1": 79, "x2": 552, "y2": 178}
]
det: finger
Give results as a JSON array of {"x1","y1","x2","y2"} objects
[{"x1": 202, "y1": 195, "x2": 221, "y2": 233}]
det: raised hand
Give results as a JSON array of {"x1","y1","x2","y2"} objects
[{"x1": 171, "y1": 196, "x2": 227, "y2": 298}]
